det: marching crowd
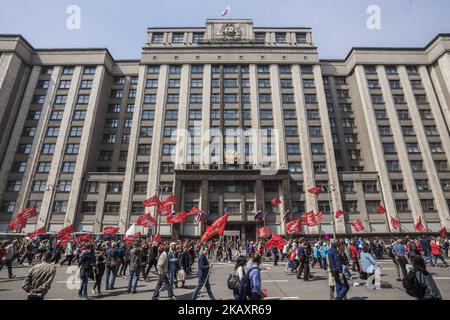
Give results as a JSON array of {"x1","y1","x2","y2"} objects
[{"x1": 0, "y1": 235, "x2": 448, "y2": 300}]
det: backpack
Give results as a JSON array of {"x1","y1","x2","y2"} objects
[
  {"x1": 403, "y1": 269, "x2": 425, "y2": 298},
  {"x1": 241, "y1": 267, "x2": 257, "y2": 296}
]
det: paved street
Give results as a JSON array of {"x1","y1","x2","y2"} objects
[{"x1": 1, "y1": 257, "x2": 450, "y2": 300}]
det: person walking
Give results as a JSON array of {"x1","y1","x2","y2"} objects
[
  {"x1": 271, "y1": 246, "x2": 279, "y2": 266},
  {"x1": 0, "y1": 240, "x2": 17, "y2": 279},
  {"x1": 360, "y1": 244, "x2": 379, "y2": 287},
  {"x1": 231, "y1": 255, "x2": 247, "y2": 300},
  {"x1": 78, "y1": 244, "x2": 95, "y2": 300},
  {"x1": 144, "y1": 241, "x2": 158, "y2": 280},
  {"x1": 328, "y1": 241, "x2": 349, "y2": 300},
  {"x1": 409, "y1": 255, "x2": 442, "y2": 300},
  {"x1": 19, "y1": 238, "x2": 34, "y2": 265},
  {"x1": 430, "y1": 239, "x2": 449, "y2": 268},
  {"x1": 168, "y1": 242, "x2": 179, "y2": 289},
  {"x1": 392, "y1": 239, "x2": 408, "y2": 279},
  {"x1": 128, "y1": 241, "x2": 143, "y2": 294},
  {"x1": 350, "y1": 241, "x2": 360, "y2": 272},
  {"x1": 60, "y1": 240, "x2": 74, "y2": 266},
  {"x1": 92, "y1": 249, "x2": 106, "y2": 296},
  {"x1": 192, "y1": 246, "x2": 216, "y2": 300},
  {"x1": 321, "y1": 242, "x2": 328, "y2": 270},
  {"x1": 248, "y1": 254, "x2": 263, "y2": 300},
  {"x1": 22, "y1": 252, "x2": 56, "y2": 300},
  {"x1": 178, "y1": 244, "x2": 190, "y2": 288},
  {"x1": 152, "y1": 245, "x2": 175, "y2": 300},
  {"x1": 105, "y1": 242, "x2": 120, "y2": 290},
  {"x1": 50, "y1": 240, "x2": 62, "y2": 264}
]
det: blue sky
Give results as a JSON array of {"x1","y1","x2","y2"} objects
[{"x1": 1, "y1": 0, "x2": 449, "y2": 60}]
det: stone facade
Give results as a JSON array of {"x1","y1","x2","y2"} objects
[{"x1": 1, "y1": 20, "x2": 450, "y2": 241}]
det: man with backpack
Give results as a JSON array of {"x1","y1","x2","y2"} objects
[
  {"x1": 247, "y1": 254, "x2": 263, "y2": 300},
  {"x1": 392, "y1": 239, "x2": 408, "y2": 279},
  {"x1": 403, "y1": 255, "x2": 442, "y2": 300}
]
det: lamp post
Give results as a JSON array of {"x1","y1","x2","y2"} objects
[
  {"x1": 42, "y1": 184, "x2": 59, "y2": 231},
  {"x1": 154, "y1": 184, "x2": 170, "y2": 235},
  {"x1": 320, "y1": 183, "x2": 336, "y2": 240}
]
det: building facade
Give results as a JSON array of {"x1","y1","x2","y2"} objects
[{"x1": 1, "y1": 19, "x2": 450, "y2": 241}]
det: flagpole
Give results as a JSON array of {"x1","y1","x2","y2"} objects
[
  {"x1": 377, "y1": 174, "x2": 393, "y2": 234},
  {"x1": 323, "y1": 184, "x2": 336, "y2": 240}
]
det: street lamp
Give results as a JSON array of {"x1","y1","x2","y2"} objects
[
  {"x1": 42, "y1": 184, "x2": 59, "y2": 230},
  {"x1": 320, "y1": 183, "x2": 336, "y2": 240},
  {"x1": 154, "y1": 184, "x2": 170, "y2": 235}
]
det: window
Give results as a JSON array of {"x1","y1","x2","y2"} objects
[
  {"x1": 341, "y1": 182, "x2": 355, "y2": 193},
  {"x1": 33, "y1": 95, "x2": 45, "y2": 104},
  {"x1": 128, "y1": 90, "x2": 136, "y2": 98},
  {"x1": 42, "y1": 143, "x2": 55, "y2": 155},
  {"x1": 258, "y1": 79, "x2": 270, "y2": 88},
  {"x1": 127, "y1": 104, "x2": 134, "y2": 113},
  {"x1": 190, "y1": 94, "x2": 202, "y2": 103},
  {"x1": 435, "y1": 160, "x2": 449, "y2": 171},
  {"x1": 81, "y1": 201, "x2": 96, "y2": 213},
  {"x1": 85, "y1": 181, "x2": 99, "y2": 193},
  {"x1": 59, "y1": 80, "x2": 71, "y2": 89},
  {"x1": 314, "y1": 162, "x2": 327, "y2": 173},
  {"x1": 385, "y1": 66, "x2": 397, "y2": 75},
  {"x1": 407, "y1": 66, "x2": 418, "y2": 75},
  {"x1": 23, "y1": 127, "x2": 36, "y2": 137},
  {"x1": 288, "y1": 162, "x2": 302, "y2": 173},
  {"x1": 259, "y1": 94, "x2": 271, "y2": 103},
  {"x1": 148, "y1": 66, "x2": 160, "y2": 74},
  {"x1": 257, "y1": 65, "x2": 269, "y2": 74},
  {"x1": 62, "y1": 66, "x2": 74, "y2": 75},
  {"x1": 55, "y1": 95, "x2": 67, "y2": 104},
  {"x1": 136, "y1": 162, "x2": 149, "y2": 173},
  {"x1": 411, "y1": 160, "x2": 424, "y2": 172},
  {"x1": 193, "y1": 33, "x2": 204, "y2": 43},
  {"x1": 406, "y1": 143, "x2": 419, "y2": 153},
  {"x1": 420, "y1": 110, "x2": 433, "y2": 119},
  {"x1": 69, "y1": 126, "x2": 83, "y2": 137},
  {"x1": 371, "y1": 94, "x2": 383, "y2": 104},
  {"x1": 53, "y1": 201, "x2": 68, "y2": 213},
  {"x1": 140, "y1": 127, "x2": 153, "y2": 137},
  {"x1": 7, "y1": 181, "x2": 21, "y2": 192},
  {"x1": 284, "y1": 110, "x2": 296, "y2": 119},
  {"x1": 396, "y1": 199, "x2": 410, "y2": 212},
  {"x1": 167, "y1": 94, "x2": 179, "y2": 103},
  {"x1": 383, "y1": 143, "x2": 396, "y2": 154},
  {"x1": 107, "y1": 182, "x2": 122, "y2": 193},
  {"x1": 416, "y1": 180, "x2": 429, "y2": 192},
  {"x1": 32, "y1": 180, "x2": 46, "y2": 192},
  {"x1": 390, "y1": 80, "x2": 401, "y2": 89},
  {"x1": 255, "y1": 32, "x2": 266, "y2": 42},
  {"x1": 104, "y1": 202, "x2": 121, "y2": 213},
  {"x1": 301, "y1": 66, "x2": 313, "y2": 74},
  {"x1": 391, "y1": 180, "x2": 404, "y2": 192},
  {"x1": 223, "y1": 94, "x2": 238, "y2": 103},
  {"x1": 189, "y1": 110, "x2": 202, "y2": 120},
  {"x1": 224, "y1": 79, "x2": 237, "y2": 87},
  {"x1": 161, "y1": 162, "x2": 174, "y2": 174},
  {"x1": 37, "y1": 161, "x2": 51, "y2": 173},
  {"x1": 144, "y1": 94, "x2": 156, "y2": 104},
  {"x1": 304, "y1": 94, "x2": 317, "y2": 104},
  {"x1": 424, "y1": 126, "x2": 438, "y2": 136},
  {"x1": 307, "y1": 110, "x2": 320, "y2": 120},
  {"x1": 416, "y1": 95, "x2": 428, "y2": 104},
  {"x1": 151, "y1": 33, "x2": 164, "y2": 44},
  {"x1": 387, "y1": 160, "x2": 400, "y2": 172},
  {"x1": 421, "y1": 199, "x2": 435, "y2": 211},
  {"x1": 163, "y1": 144, "x2": 175, "y2": 155},
  {"x1": 282, "y1": 94, "x2": 294, "y2": 103},
  {"x1": 223, "y1": 110, "x2": 238, "y2": 120},
  {"x1": 66, "y1": 143, "x2": 79, "y2": 154},
  {"x1": 28, "y1": 111, "x2": 41, "y2": 120},
  {"x1": 80, "y1": 80, "x2": 93, "y2": 89},
  {"x1": 397, "y1": 110, "x2": 410, "y2": 120},
  {"x1": 163, "y1": 126, "x2": 177, "y2": 137},
  {"x1": 296, "y1": 33, "x2": 307, "y2": 43},
  {"x1": 62, "y1": 161, "x2": 76, "y2": 173},
  {"x1": 84, "y1": 67, "x2": 96, "y2": 74},
  {"x1": 13, "y1": 161, "x2": 27, "y2": 173},
  {"x1": 286, "y1": 143, "x2": 300, "y2": 155},
  {"x1": 57, "y1": 180, "x2": 72, "y2": 192},
  {"x1": 260, "y1": 110, "x2": 273, "y2": 120},
  {"x1": 393, "y1": 95, "x2": 405, "y2": 104},
  {"x1": 191, "y1": 79, "x2": 203, "y2": 88},
  {"x1": 402, "y1": 126, "x2": 414, "y2": 136},
  {"x1": 411, "y1": 80, "x2": 422, "y2": 89},
  {"x1": 169, "y1": 66, "x2": 182, "y2": 74},
  {"x1": 275, "y1": 32, "x2": 286, "y2": 43},
  {"x1": 19, "y1": 144, "x2": 32, "y2": 154},
  {"x1": 430, "y1": 143, "x2": 443, "y2": 153},
  {"x1": 165, "y1": 110, "x2": 178, "y2": 120},
  {"x1": 124, "y1": 118, "x2": 132, "y2": 128},
  {"x1": 171, "y1": 32, "x2": 184, "y2": 43},
  {"x1": 379, "y1": 126, "x2": 391, "y2": 136},
  {"x1": 285, "y1": 126, "x2": 298, "y2": 136},
  {"x1": 138, "y1": 144, "x2": 151, "y2": 155}
]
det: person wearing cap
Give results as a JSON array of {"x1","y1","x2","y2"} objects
[
  {"x1": 192, "y1": 246, "x2": 216, "y2": 300},
  {"x1": 152, "y1": 245, "x2": 175, "y2": 300}
]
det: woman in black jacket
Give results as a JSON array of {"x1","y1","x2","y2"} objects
[{"x1": 178, "y1": 245, "x2": 190, "y2": 288}]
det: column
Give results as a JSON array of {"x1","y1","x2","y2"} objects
[
  {"x1": 119, "y1": 65, "x2": 148, "y2": 231},
  {"x1": 175, "y1": 64, "x2": 191, "y2": 168},
  {"x1": 291, "y1": 65, "x2": 317, "y2": 214},
  {"x1": 37, "y1": 66, "x2": 82, "y2": 227},
  {"x1": 65, "y1": 66, "x2": 106, "y2": 227},
  {"x1": 17, "y1": 67, "x2": 61, "y2": 226},
  {"x1": 200, "y1": 65, "x2": 212, "y2": 169},
  {"x1": 355, "y1": 181, "x2": 370, "y2": 231},
  {"x1": 279, "y1": 179, "x2": 291, "y2": 234},
  {"x1": 399, "y1": 66, "x2": 450, "y2": 228},
  {"x1": 249, "y1": 64, "x2": 262, "y2": 168},
  {"x1": 198, "y1": 180, "x2": 208, "y2": 235},
  {"x1": 269, "y1": 64, "x2": 287, "y2": 170},
  {"x1": 437, "y1": 53, "x2": 450, "y2": 122},
  {"x1": 377, "y1": 66, "x2": 424, "y2": 224},
  {"x1": 354, "y1": 65, "x2": 399, "y2": 230},
  {"x1": 313, "y1": 65, "x2": 345, "y2": 233},
  {"x1": 429, "y1": 66, "x2": 450, "y2": 129},
  {"x1": 0, "y1": 53, "x2": 21, "y2": 130},
  {"x1": 0, "y1": 66, "x2": 41, "y2": 203},
  {"x1": 93, "y1": 182, "x2": 107, "y2": 232}
]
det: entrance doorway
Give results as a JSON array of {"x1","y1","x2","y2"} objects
[{"x1": 223, "y1": 230, "x2": 240, "y2": 247}]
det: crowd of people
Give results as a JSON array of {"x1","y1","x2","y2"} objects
[{"x1": 0, "y1": 234, "x2": 448, "y2": 300}]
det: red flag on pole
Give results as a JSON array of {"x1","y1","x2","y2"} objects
[
  {"x1": 438, "y1": 227, "x2": 447, "y2": 239},
  {"x1": 187, "y1": 207, "x2": 203, "y2": 216},
  {"x1": 136, "y1": 213, "x2": 158, "y2": 228},
  {"x1": 414, "y1": 217, "x2": 425, "y2": 233},
  {"x1": 59, "y1": 234, "x2": 72, "y2": 246},
  {"x1": 375, "y1": 203, "x2": 386, "y2": 214},
  {"x1": 154, "y1": 233, "x2": 162, "y2": 243},
  {"x1": 75, "y1": 233, "x2": 92, "y2": 243},
  {"x1": 166, "y1": 212, "x2": 187, "y2": 224},
  {"x1": 200, "y1": 213, "x2": 230, "y2": 242},
  {"x1": 390, "y1": 217, "x2": 400, "y2": 230},
  {"x1": 156, "y1": 204, "x2": 172, "y2": 216},
  {"x1": 16, "y1": 206, "x2": 37, "y2": 220},
  {"x1": 271, "y1": 197, "x2": 282, "y2": 206},
  {"x1": 57, "y1": 225, "x2": 73, "y2": 239},
  {"x1": 315, "y1": 211, "x2": 323, "y2": 222},
  {"x1": 257, "y1": 226, "x2": 270, "y2": 238},
  {"x1": 101, "y1": 226, "x2": 120, "y2": 235},
  {"x1": 351, "y1": 219, "x2": 364, "y2": 232},
  {"x1": 307, "y1": 187, "x2": 322, "y2": 196},
  {"x1": 266, "y1": 233, "x2": 286, "y2": 250},
  {"x1": 306, "y1": 211, "x2": 318, "y2": 226},
  {"x1": 143, "y1": 195, "x2": 161, "y2": 207},
  {"x1": 285, "y1": 218, "x2": 302, "y2": 234},
  {"x1": 8, "y1": 217, "x2": 27, "y2": 231},
  {"x1": 335, "y1": 209, "x2": 346, "y2": 218},
  {"x1": 161, "y1": 194, "x2": 177, "y2": 206},
  {"x1": 27, "y1": 226, "x2": 46, "y2": 238}
]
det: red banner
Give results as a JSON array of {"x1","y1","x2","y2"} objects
[
  {"x1": 75, "y1": 233, "x2": 92, "y2": 243},
  {"x1": 101, "y1": 226, "x2": 120, "y2": 235},
  {"x1": 376, "y1": 203, "x2": 386, "y2": 214},
  {"x1": 438, "y1": 227, "x2": 447, "y2": 239},
  {"x1": 271, "y1": 197, "x2": 281, "y2": 206},
  {"x1": 8, "y1": 217, "x2": 27, "y2": 231},
  {"x1": 306, "y1": 211, "x2": 318, "y2": 226},
  {"x1": 351, "y1": 219, "x2": 364, "y2": 232},
  {"x1": 154, "y1": 233, "x2": 162, "y2": 243},
  {"x1": 307, "y1": 187, "x2": 321, "y2": 196},
  {"x1": 143, "y1": 195, "x2": 161, "y2": 207},
  {"x1": 390, "y1": 217, "x2": 400, "y2": 230},
  {"x1": 201, "y1": 213, "x2": 230, "y2": 242},
  {"x1": 16, "y1": 206, "x2": 37, "y2": 220},
  {"x1": 166, "y1": 212, "x2": 187, "y2": 224},
  {"x1": 27, "y1": 226, "x2": 46, "y2": 238},
  {"x1": 266, "y1": 233, "x2": 286, "y2": 250},
  {"x1": 335, "y1": 210, "x2": 346, "y2": 219},
  {"x1": 414, "y1": 217, "x2": 426, "y2": 233},
  {"x1": 136, "y1": 213, "x2": 158, "y2": 228},
  {"x1": 161, "y1": 194, "x2": 177, "y2": 206},
  {"x1": 315, "y1": 211, "x2": 323, "y2": 222},
  {"x1": 285, "y1": 218, "x2": 302, "y2": 234},
  {"x1": 257, "y1": 226, "x2": 270, "y2": 238},
  {"x1": 156, "y1": 204, "x2": 172, "y2": 216},
  {"x1": 57, "y1": 225, "x2": 73, "y2": 239},
  {"x1": 187, "y1": 207, "x2": 203, "y2": 216}
]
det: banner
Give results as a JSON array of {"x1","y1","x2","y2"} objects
[
  {"x1": 8, "y1": 217, "x2": 27, "y2": 231},
  {"x1": 438, "y1": 227, "x2": 447, "y2": 239},
  {"x1": 376, "y1": 203, "x2": 386, "y2": 214},
  {"x1": 266, "y1": 233, "x2": 286, "y2": 250},
  {"x1": 285, "y1": 218, "x2": 302, "y2": 234},
  {"x1": 166, "y1": 212, "x2": 187, "y2": 224},
  {"x1": 414, "y1": 217, "x2": 426, "y2": 233},
  {"x1": 187, "y1": 207, "x2": 203, "y2": 216},
  {"x1": 57, "y1": 224, "x2": 73, "y2": 239},
  {"x1": 75, "y1": 233, "x2": 92, "y2": 243},
  {"x1": 306, "y1": 211, "x2": 318, "y2": 226},
  {"x1": 161, "y1": 194, "x2": 177, "y2": 206},
  {"x1": 390, "y1": 217, "x2": 400, "y2": 230},
  {"x1": 315, "y1": 211, "x2": 323, "y2": 222},
  {"x1": 307, "y1": 186, "x2": 321, "y2": 196},
  {"x1": 101, "y1": 226, "x2": 120, "y2": 235},
  {"x1": 257, "y1": 226, "x2": 270, "y2": 238},
  {"x1": 16, "y1": 206, "x2": 37, "y2": 220},
  {"x1": 143, "y1": 195, "x2": 160, "y2": 207},
  {"x1": 201, "y1": 213, "x2": 230, "y2": 242},
  {"x1": 351, "y1": 219, "x2": 364, "y2": 232},
  {"x1": 27, "y1": 226, "x2": 46, "y2": 238},
  {"x1": 335, "y1": 209, "x2": 346, "y2": 219},
  {"x1": 271, "y1": 197, "x2": 281, "y2": 206}
]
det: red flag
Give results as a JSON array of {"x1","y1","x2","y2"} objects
[
  {"x1": 194, "y1": 213, "x2": 206, "y2": 222},
  {"x1": 257, "y1": 226, "x2": 270, "y2": 238},
  {"x1": 27, "y1": 226, "x2": 46, "y2": 238},
  {"x1": 414, "y1": 217, "x2": 425, "y2": 233},
  {"x1": 201, "y1": 213, "x2": 230, "y2": 242},
  {"x1": 154, "y1": 233, "x2": 162, "y2": 243},
  {"x1": 143, "y1": 195, "x2": 161, "y2": 207},
  {"x1": 59, "y1": 234, "x2": 72, "y2": 246},
  {"x1": 315, "y1": 211, "x2": 323, "y2": 222},
  {"x1": 187, "y1": 207, "x2": 203, "y2": 216},
  {"x1": 301, "y1": 214, "x2": 308, "y2": 225},
  {"x1": 335, "y1": 209, "x2": 346, "y2": 218},
  {"x1": 266, "y1": 233, "x2": 286, "y2": 250},
  {"x1": 8, "y1": 217, "x2": 27, "y2": 231},
  {"x1": 438, "y1": 227, "x2": 447, "y2": 239},
  {"x1": 306, "y1": 211, "x2": 318, "y2": 226},
  {"x1": 271, "y1": 197, "x2": 282, "y2": 206},
  {"x1": 375, "y1": 203, "x2": 386, "y2": 214},
  {"x1": 75, "y1": 233, "x2": 92, "y2": 243},
  {"x1": 16, "y1": 206, "x2": 37, "y2": 220},
  {"x1": 101, "y1": 226, "x2": 120, "y2": 235},
  {"x1": 57, "y1": 225, "x2": 73, "y2": 239},
  {"x1": 307, "y1": 187, "x2": 321, "y2": 196},
  {"x1": 390, "y1": 217, "x2": 400, "y2": 230},
  {"x1": 166, "y1": 212, "x2": 187, "y2": 224},
  {"x1": 161, "y1": 194, "x2": 177, "y2": 206},
  {"x1": 145, "y1": 214, "x2": 158, "y2": 228},
  {"x1": 136, "y1": 214, "x2": 158, "y2": 228},
  {"x1": 156, "y1": 204, "x2": 172, "y2": 216},
  {"x1": 285, "y1": 218, "x2": 302, "y2": 234},
  {"x1": 351, "y1": 219, "x2": 364, "y2": 232}
]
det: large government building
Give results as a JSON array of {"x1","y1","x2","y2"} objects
[{"x1": 1, "y1": 19, "x2": 450, "y2": 241}]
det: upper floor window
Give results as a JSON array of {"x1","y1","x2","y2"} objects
[
  {"x1": 275, "y1": 33, "x2": 286, "y2": 43},
  {"x1": 296, "y1": 33, "x2": 307, "y2": 44},
  {"x1": 172, "y1": 33, "x2": 184, "y2": 44},
  {"x1": 193, "y1": 33, "x2": 204, "y2": 43},
  {"x1": 255, "y1": 32, "x2": 266, "y2": 42},
  {"x1": 151, "y1": 33, "x2": 164, "y2": 44},
  {"x1": 84, "y1": 67, "x2": 96, "y2": 75}
]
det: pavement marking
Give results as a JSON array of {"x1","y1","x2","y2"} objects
[
  {"x1": 266, "y1": 296, "x2": 300, "y2": 300},
  {"x1": 262, "y1": 280, "x2": 288, "y2": 283},
  {"x1": 434, "y1": 277, "x2": 450, "y2": 280}
]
